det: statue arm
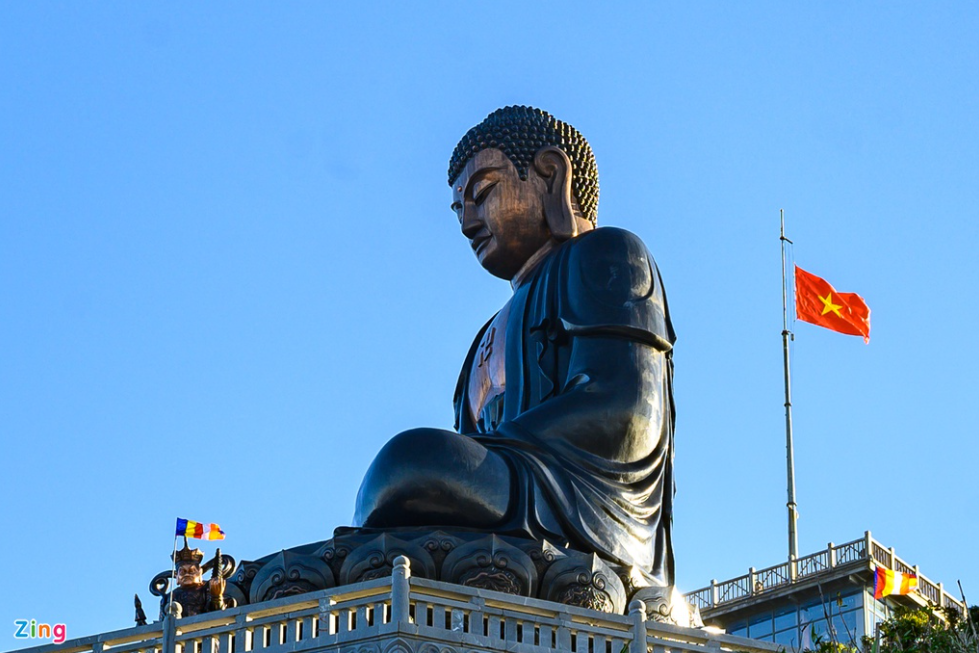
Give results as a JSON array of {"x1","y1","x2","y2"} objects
[
  {"x1": 559, "y1": 227, "x2": 674, "y2": 351},
  {"x1": 496, "y1": 334, "x2": 667, "y2": 463},
  {"x1": 496, "y1": 228, "x2": 674, "y2": 463}
]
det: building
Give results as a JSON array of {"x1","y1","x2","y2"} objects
[{"x1": 684, "y1": 531, "x2": 967, "y2": 650}]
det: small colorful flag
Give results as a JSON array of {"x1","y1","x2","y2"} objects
[
  {"x1": 874, "y1": 566, "x2": 917, "y2": 599},
  {"x1": 795, "y1": 265, "x2": 871, "y2": 343},
  {"x1": 175, "y1": 518, "x2": 225, "y2": 541}
]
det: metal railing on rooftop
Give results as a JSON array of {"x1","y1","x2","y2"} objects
[{"x1": 684, "y1": 531, "x2": 967, "y2": 619}]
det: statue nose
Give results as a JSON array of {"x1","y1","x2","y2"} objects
[{"x1": 461, "y1": 205, "x2": 483, "y2": 239}]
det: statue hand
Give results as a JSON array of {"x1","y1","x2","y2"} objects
[{"x1": 208, "y1": 578, "x2": 225, "y2": 598}]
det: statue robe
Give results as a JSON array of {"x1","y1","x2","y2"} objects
[
  {"x1": 453, "y1": 227, "x2": 676, "y2": 586},
  {"x1": 168, "y1": 584, "x2": 211, "y2": 618}
]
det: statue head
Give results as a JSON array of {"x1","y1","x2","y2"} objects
[
  {"x1": 173, "y1": 540, "x2": 205, "y2": 588},
  {"x1": 448, "y1": 106, "x2": 598, "y2": 280}
]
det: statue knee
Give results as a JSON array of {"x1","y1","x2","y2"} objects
[
  {"x1": 354, "y1": 428, "x2": 457, "y2": 526},
  {"x1": 353, "y1": 428, "x2": 511, "y2": 528},
  {"x1": 371, "y1": 428, "x2": 453, "y2": 479}
]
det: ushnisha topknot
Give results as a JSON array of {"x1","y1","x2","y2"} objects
[{"x1": 448, "y1": 106, "x2": 599, "y2": 226}]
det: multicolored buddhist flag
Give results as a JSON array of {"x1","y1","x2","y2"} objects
[
  {"x1": 874, "y1": 566, "x2": 918, "y2": 599},
  {"x1": 175, "y1": 518, "x2": 225, "y2": 540},
  {"x1": 795, "y1": 265, "x2": 871, "y2": 343}
]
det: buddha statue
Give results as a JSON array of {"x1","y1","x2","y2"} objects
[{"x1": 353, "y1": 106, "x2": 676, "y2": 590}]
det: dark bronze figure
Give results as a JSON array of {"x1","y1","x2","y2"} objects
[
  {"x1": 160, "y1": 540, "x2": 232, "y2": 618},
  {"x1": 134, "y1": 594, "x2": 147, "y2": 627},
  {"x1": 354, "y1": 106, "x2": 676, "y2": 590}
]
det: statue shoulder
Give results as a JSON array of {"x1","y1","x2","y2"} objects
[
  {"x1": 559, "y1": 227, "x2": 674, "y2": 349},
  {"x1": 566, "y1": 227, "x2": 659, "y2": 306}
]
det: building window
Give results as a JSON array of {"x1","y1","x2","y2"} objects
[
  {"x1": 774, "y1": 605, "x2": 797, "y2": 631},
  {"x1": 728, "y1": 622, "x2": 748, "y2": 638},
  {"x1": 774, "y1": 627, "x2": 799, "y2": 648},
  {"x1": 726, "y1": 588, "x2": 863, "y2": 648},
  {"x1": 749, "y1": 612, "x2": 773, "y2": 639},
  {"x1": 727, "y1": 621, "x2": 748, "y2": 637}
]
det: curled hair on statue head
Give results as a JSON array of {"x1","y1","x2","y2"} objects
[{"x1": 448, "y1": 106, "x2": 600, "y2": 226}]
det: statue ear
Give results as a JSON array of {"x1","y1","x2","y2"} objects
[{"x1": 533, "y1": 146, "x2": 577, "y2": 241}]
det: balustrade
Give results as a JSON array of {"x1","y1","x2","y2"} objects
[
  {"x1": 684, "y1": 532, "x2": 968, "y2": 617},
  {"x1": 13, "y1": 560, "x2": 778, "y2": 653}
]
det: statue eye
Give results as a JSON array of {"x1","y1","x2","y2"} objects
[{"x1": 473, "y1": 180, "x2": 498, "y2": 205}]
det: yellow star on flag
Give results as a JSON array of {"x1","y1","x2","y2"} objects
[{"x1": 819, "y1": 292, "x2": 843, "y2": 317}]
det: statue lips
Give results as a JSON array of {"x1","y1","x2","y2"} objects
[{"x1": 470, "y1": 232, "x2": 492, "y2": 254}]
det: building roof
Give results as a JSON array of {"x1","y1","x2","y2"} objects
[{"x1": 684, "y1": 531, "x2": 966, "y2": 622}]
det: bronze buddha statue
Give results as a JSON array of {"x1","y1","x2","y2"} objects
[{"x1": 354, "y1": 106, "x2": 676, "y2": 589}]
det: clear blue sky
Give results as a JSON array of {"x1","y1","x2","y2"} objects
[{"x1": 2, "y1": 1, "x2": 977, "y2": 644}]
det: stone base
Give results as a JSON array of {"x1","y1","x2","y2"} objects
[{"x1": 151, "y1": 528, "x2": 698, "y2": 623}]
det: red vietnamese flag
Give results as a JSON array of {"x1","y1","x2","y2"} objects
[{"x1": 795, "y1": 265, "x2": 871, "y2": 343}]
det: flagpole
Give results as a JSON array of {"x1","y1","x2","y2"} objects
[
  {"x1": 162, "y1": 527, "x2": 179, "y2": 653},
  {"x1": 780, "y1": 209, "x2": 799, "y2": 561},
  {"x1": 169, "y1": 529, "x2": 178, "y2": 610}
]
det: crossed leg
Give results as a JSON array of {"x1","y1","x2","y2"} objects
[{"x1": 353, "y1": 428, "x2": 512, "y2": 529}]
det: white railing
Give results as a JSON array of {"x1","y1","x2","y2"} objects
[
  {"x1": 755, "y1": 561, "x2": 791, "y2": 592},
  {"x1": 684, "y1": 531, "x2": 967, "y2": 618},
  {"x1": 11, "y1": 557, "x2": 780, "y2": 653}
]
